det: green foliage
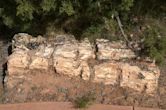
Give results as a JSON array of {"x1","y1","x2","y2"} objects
[
  {"x1": 74, "y1": 93, "x2": 95, "y2": 108},
  {"x1": 40, "y1": 0, "x2": 57, "y2": 12},
  {"x1": 119, "y1": 0, "x2": 134, "y2": 11},
  {"x1": 59, "y1": 1, "x2": 75, "y2": 16},
  {"x1": 82, "y1": 18, "x2": 120, "y2": 42},
  {"x1": 0, "y1": 0, "x2": 136, "y2": 34},
  {"x1": 0, "y1": 8, "x2": 3, "y2": 16},
  {"x1": 2, "y1": 16, "x2": 14, "y2": 28},
  {"x1": 132, "y1": 0, "x2": 166, "y2": 17},
  {"x1": 16, "y1": 0, "x2": 35, "y2": 21},
  {"x1": 82, "y1": 25, "x2": 102, "y2": 42},
  {"x1": 142, "y1": 27, "x2": 166, "y2": 65}
]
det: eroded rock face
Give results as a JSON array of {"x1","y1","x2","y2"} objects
[
  {"x1": 120, "y1": 63, "x2": 160, "y2": 94},
  {"x1": 93, "y1": 61, "x2": 121, "y2": 85},
  {"x1": 96, "y1": 39, "x2": 136, "y2": 60},
  {"x1": 54, "y1": 57, "x2": 81, "y2": 77},
  {"x1": 7, "y1": 33, "x2": 160, "y2": 95}
]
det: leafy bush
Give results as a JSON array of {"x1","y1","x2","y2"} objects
[
  {"x1": 82, "y1": 18, "x2": 120, "y2": 42},
  {"x1": 74, "y1": 93, "x2": 95, "y2": 108},
  {"x1": 81, "y1": 25, "x2": 102, "y2": 42},
  {"x1": 141, "y1": 27, "x2": 166, "y2": 65}
]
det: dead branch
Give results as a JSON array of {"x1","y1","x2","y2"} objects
[{"x1": 115, "y1": 15, "x2": 130, "y2": 43}]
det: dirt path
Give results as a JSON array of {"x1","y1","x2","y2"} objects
[{"x1": 0, "y1": 102, "x2": 162, "y2": 110}]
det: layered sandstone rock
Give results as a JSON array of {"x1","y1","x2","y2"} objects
[
  {"x1": 96, "y1": 39, "x2": 136, "y2": 60},
  {"x1": 6, "y1": 33, "x2": 160, "y2": 95}
]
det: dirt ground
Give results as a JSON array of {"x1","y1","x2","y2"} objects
[{"x1": 0, "y1": 102, "x2": 161, "y2": 110}]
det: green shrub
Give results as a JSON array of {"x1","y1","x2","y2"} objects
[
  {"x1": 74, "y1": 93, "x2": 95, "y2": 108},
  {"x1": 82, "y1": 18, "x2": 120, "y2": 42},
  {"x1": 81, "y1": 25, "x2": 102, "y2": 42},
  {"x1": 141, "y1": 27, "x2": 166, "y2": 65}
]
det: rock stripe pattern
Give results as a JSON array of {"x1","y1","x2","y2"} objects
[{"x1": 7, "y1": 33, "x2": 160, "y2": 95}]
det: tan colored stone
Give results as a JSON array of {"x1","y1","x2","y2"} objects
[
  {"x1": 29, "y1": 56, "x2": 49, "y2": 70},
  {"x1": 53, "y1": 44, "x2": 78, "y2": 59},
  {"x1": 145, "y1": 80, "x2": 158, "y2": 94},
  {"x1": 93, "y1": 62, "x2": 121, "y2": 85},
  {"x1": 54, "y1": 57, "x2": 81, "y2": 77},
  {"x1": 8, "y1": 50, "x2": 30, "y2": 69},
  {"x1": 78, "y1": 38, "x2": 95, "y2": 60},
  {"x1": 120, "y1": 63, "x2": 160, "y2": 94},
  {"x1": 96, "y1": 39, "x2": 136, "y2": 60}
]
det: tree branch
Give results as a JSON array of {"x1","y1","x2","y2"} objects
[{"x1": 115, "y1": 15, "x2": 130, "y2": 43}]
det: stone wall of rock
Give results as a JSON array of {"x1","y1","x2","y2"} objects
[{"x1": 6, "y1": 33, "x2": 160, "y2": 95}]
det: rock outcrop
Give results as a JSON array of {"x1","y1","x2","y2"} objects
[{"x1": 6, "y1": 33, "x2": 160, "y2": 95}]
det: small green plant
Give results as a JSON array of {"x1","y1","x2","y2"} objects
[
  {"x1": 31, "y1": 86, "x2": 38, "y2": 91},
  {"x1": 74, "y1": 93, "x2": 95, "y2": 109}
]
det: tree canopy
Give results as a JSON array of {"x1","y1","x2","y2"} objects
[{"x1": 0, "y1": 0, "x2": 164, "y2": 34}]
